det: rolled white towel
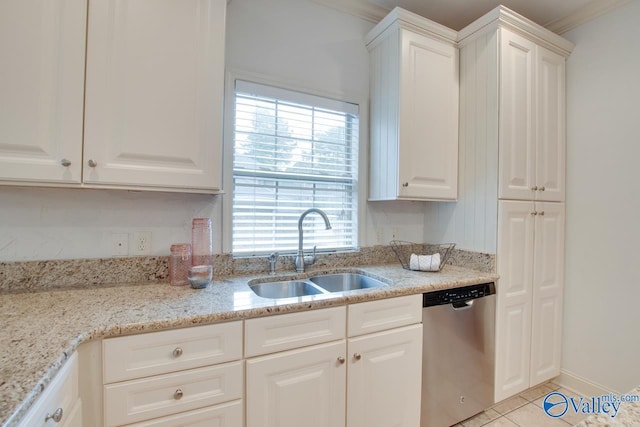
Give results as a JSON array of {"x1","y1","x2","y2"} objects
[{"x1": 409, "y1": 253, "x2": 441, "y2": 272}]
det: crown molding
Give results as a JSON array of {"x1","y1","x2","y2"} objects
[
  {"x1": 544, "y1": 0, "x2": 631, "y2": 34},
  {"x1": 311, "y1": 0, "x2": 389, "y2": 23},
  {"x1": 458, "y1": 5, "x2": 574, "y2": 56},
  {"x1": 365, "y1": 7, "x2": 458, "y2": 46}
]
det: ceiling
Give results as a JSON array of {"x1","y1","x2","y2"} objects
[
  {"x1": 369, "y1": 0, "x2": 597, "y2": 30},
  {"x1": 314, "y1": 0, "x2": 629, "y2": 33}
]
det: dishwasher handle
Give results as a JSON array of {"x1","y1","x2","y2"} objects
[{"x1": 452, "y1": 299, "x2": 474, "y2": 310}]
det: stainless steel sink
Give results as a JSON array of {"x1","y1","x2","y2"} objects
[
  {"x1": 248, "y1": 272, "x2": 388, "y2": 299},
  {"x1": 249, "y1": 280, "x2": 325, "y2": 299},
  {"x1": 309, "y1": 273, "x2": 387, "y2": 292}
]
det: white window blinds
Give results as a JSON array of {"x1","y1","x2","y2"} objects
[{"x1": 232, "y1": 80, "x2": 359, "y2": 256}]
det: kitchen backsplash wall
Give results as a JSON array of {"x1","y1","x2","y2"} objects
[{"x1": 0, "y1": 245, "x2": 495, "y2": 293}]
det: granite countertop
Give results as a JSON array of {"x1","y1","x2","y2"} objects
[
  {"x1": 573, "y1": 386, "x2": 640, "y2": 426},
  {"x1": 0, "y1": 263, "x2": 497, "y2": 427}
]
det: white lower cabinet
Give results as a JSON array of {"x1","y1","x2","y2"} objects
[
  {"x1": 347, "y1": 324, "x2": 423, "y2": 427},
  {"x1": 246, "y1": 340, "x2": 347, "y2": 427},
  {"x1": 246, "y1": 295, "x2": 423, "y2": 427},
  {"x1": 495, "y1": 200, "x2": 565, "y2": 401},
  {"x1": 17, "y1": 353, "x2": 81, "y2": 427},
  {"x1": 122, "y1": 397, "x2": 243, "y2": 427},
  {"x1": 102, "y1": 321, "x2": 243, "y2": 427}
]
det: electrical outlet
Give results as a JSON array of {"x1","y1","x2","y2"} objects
[
  {"x1": 132, "y1": 231, "x2": 152, "y2": 255},
  {"x1": 111, "y1": 233, "x2": 129, "y2": 256}
]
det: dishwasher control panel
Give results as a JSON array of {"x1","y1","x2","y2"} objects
[{"x1": 423, "y1": 282, "x2": 495, "y2": 307}]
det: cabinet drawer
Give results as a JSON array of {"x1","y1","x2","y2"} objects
[
  {"x1": 104, "y1": 361, "x2": 243, "y2": 427},
  {"x1": 103, "y1": 321, "x2": 242, "y2": 383},
  {"x1": 17, "y1": 353, "x2": 79, "y2": 427},
  {"x1": 245, "y1": 306, "x2": 346, "y2": 357},
  {"x1": 348, "y1": 295, "x2": 422, "y2": 337},
  {"x1": 126, "y1": 400, "x2": 243, "y2": 427}
]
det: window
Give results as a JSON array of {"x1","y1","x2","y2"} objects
[{"x1": 232, "y1": 80, "x2": 359, "y2": 256}]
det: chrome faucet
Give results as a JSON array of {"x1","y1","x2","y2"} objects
[{"x1": 295, "y1": 208, "x2": 332, "y2": 273}]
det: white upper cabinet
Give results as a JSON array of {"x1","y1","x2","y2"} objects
[
  {"x1": 0, "y1": 0, "x2": 225, "y2": 193},
  {"x1": 0, "y1": 0, "x2": 87, "y2": 184},
  {"x1": 84, "y1": 0, "x2": 225, "y2": 191},
  {"x1": 499, "y1": 28, "x2": 566, "y2": 202},
  {"x1": 367, "y1": 8, "x2": 459, "y2": 201}
]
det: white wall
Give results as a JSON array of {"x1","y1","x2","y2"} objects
[
  {"x1": 224, "y1": 0, "x2": 426, "y2": 251},
  {"x1": 562, "y1": 0, "x2": 640, "y2": 393},
  {"x1": 0, "y1": 0, "x2": 426, "y2": 262},
  {"x1": 0, "y1": 187, "x2": 220, "y2": 261}
]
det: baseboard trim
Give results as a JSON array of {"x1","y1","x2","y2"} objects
[{"x1": 556, "y1": 369, "x2": 618, "y2": 396}]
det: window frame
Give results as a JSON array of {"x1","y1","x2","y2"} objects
[{"x1": 221, "y1": 71, "x2": 368, "y2": 257}]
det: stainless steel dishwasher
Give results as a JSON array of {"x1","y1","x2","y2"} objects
[{"x1": 421, "y1": 282, "x2": 496, "y2": 427}]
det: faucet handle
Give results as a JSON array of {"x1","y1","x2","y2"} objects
[{"x1": 304, "y1": 246, "x2": 318, "y2": 267}]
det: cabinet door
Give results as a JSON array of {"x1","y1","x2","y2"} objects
[
  {"x1": 84, "y1": 0, "x2": 225, "y2": 191},
  {"x1": 0, "y1": 0, "x2": 85, "y2": 184},
  {"x1": 16, "y1": 353, "x2": 79, "y2": 427},
  {"x1": 347, "y1": 324, "x2": 422, "y2": 427},
  {"x1": 495, "y1": 200, "x2": 535, "y2": 402},
  {"x1": 398, "y1": 29, "x2": 458, "y2": 200},
  {"x1": 530, "y1": 202, "x2": 565, "y2": 385},
  {"x1": 535, "y1": 48, "x2": 566, "y2": 202},
  {"x1": 498, "y1": 28, "x2": 536, "y2": 201},
  {"x1": 246, "y1": 340, "x2": 346, "y2": 427},
  {"x1": 61, "y1": 397, "x2": 83, "y2": 427}
]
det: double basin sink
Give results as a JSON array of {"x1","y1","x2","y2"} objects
[{"x1": 249, "y1": 272, "x2": 387, "y2": 299}]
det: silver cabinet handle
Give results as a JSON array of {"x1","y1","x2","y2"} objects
[
  {"x1": 173, "y1": 347, "x2": 183, "y2": 358},
  {"x1": 539, "y1": 186, "x2": 546, "y2": 191},
  {"x1": 337, "y1": 356, "x2": 345, "y2": 364},
  {"x1": 60, "y1": 159, "x2": 71, "y2": 167},
  {"x1": 531, "y1": 186, "x2": 538, "y2": 191},
  {"x1": 539, "y1": 211, "x2": 545, "y2": 216},
  {"x1": 353, "y1": 353, "x2": 362, "y2": 361},
  {"x1": 174, "y1": 389, "x2": 184, "y2": 400},
  {"x1": 531, "y1": 211, "x2": 538, "y2": 216},
  {"x1": 402, "y1": 182, "x2": 409, "y2": 187},
  {"x1": 44, "y1": 408, "x2": 63, "y2": 423},
  {"x1": 87, "y1": 159, "x2": 98, "y2": 167}
]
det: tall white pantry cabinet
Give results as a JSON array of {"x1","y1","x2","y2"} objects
[{"x1": 424, "y1": 6, "x2": 573, "y2": 403}]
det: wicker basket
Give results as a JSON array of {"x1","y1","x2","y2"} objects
[{"x1": 390, "y1": 241, "x2": 455, "y2": 272}]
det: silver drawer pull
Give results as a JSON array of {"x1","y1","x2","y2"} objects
[
  {"x1": 60, "y1": 159, "x2": 71, "y2": 167},
  {"x1": 174, "y1": 389, "x2": 184, "y2": 400},
  {"x1": 402, "y1": 182, "x2": 409, "y2": 187},
  {"x1": 44, "y1": 408, "x2": 63, "y2": 423},
  {"x1": 539, "y1": 186, "x2": 546, "y2": 191},
  {"x1": 87, "y1": 159, "x2": 98, "y2": 167},
  {"x1": 173, "y1": 347, "x2": 183, "y2": 358},
  {"x1": 337, "y1": 356, "x2": 345, "y2": 364},
  {"x1": 353, "y1": 353, "x2": 362, "y2": 361},
  {"x1": 531, "y1": 186, "x2": 538, "y2": 191}
]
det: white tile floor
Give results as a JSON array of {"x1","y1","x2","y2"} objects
[{"x1": 455, "y1": 382, "x2": 587, "y2": 427}]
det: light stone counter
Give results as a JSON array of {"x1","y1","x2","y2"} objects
[
  {"x1": 573, "y1": 386, "x2": 640, "y2": 427},
  {"x1": 0, "y1": 263, "x2": 497, "y2": 426}
]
